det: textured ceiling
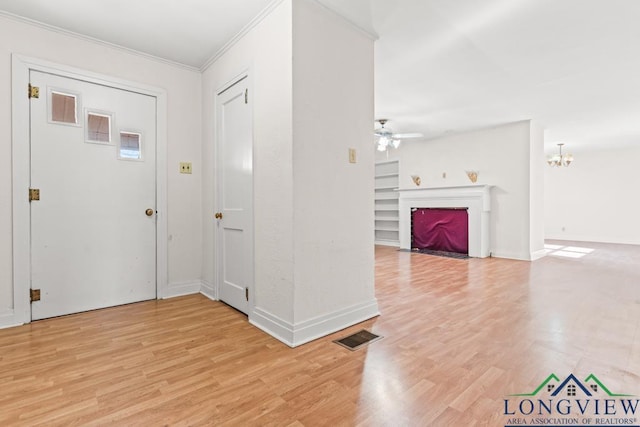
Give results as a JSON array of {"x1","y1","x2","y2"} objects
[{"x1": 1, "y1": 0, "x2": 639, "y2": 152}]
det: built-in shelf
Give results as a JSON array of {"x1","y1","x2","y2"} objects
[
  {"x1": 375, "y1": 160, "x2": 400, "y2": 247},
  {"x1": 375, "y1": 226, "x2": 399, "y2": 232},
  {"x1": 375, "y1": 216, "x2": 399, "y2": 221},
  {"x1": 374, "y1": 192, "x2": 399, "y2": 201}
]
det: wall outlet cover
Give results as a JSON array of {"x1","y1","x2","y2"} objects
[{"x1": 180, "y1": 162, "x2": 192, "y2": 174}]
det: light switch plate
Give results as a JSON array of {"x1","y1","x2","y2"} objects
[{"x1": 349, "y1": 148, "x2": 356, "y2": 164}]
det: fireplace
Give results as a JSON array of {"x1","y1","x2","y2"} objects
[
  {"x1": 411, "y1": 208, "x2": 469, "y2": 254},
  {"x1": 398, "y1": 185, "x2": 492, "y2": 258}
]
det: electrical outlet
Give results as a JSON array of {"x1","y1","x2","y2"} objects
[
  {"x1": 349, "y1": 148, "x2": 356, "y2": 163},
  {"x1": 180, "y1": 162, "x2": 192, "y2": 174}
]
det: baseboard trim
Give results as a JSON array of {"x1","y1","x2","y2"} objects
[
  {"x1": 491, "y1": 251, "x2": 532, "y2": 261},
  {"x1": 530, "y1": 248, "x2": 547, "y2": 261},
  {"x1": 200, "y1": 280, "x2": 217, "y2": 301},
  {"x1": 0, "y1": 309, "x2": 22, "y2": 330},
  {"x1": 250, "y1": 298, "x2": 380, "y2": 348},
  {"x1": 163, "y1": 281, "x2": 202, "y2": 299},
  {"x1": 250, "y1": 308, "x2": 295, "y2": 346},
  {"x1": 545, "y1": 234, "x2": 640, "y2": 246}
]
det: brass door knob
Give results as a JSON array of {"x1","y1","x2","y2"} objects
[
  {"x1": 214, "y1": 212, "x2": 223, "y2": 219},
  {"x1": 145, "y1": 209, "x2": 154, "y2": 217}
]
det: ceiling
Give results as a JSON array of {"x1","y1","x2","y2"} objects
[{"x1": 1, "y1": 0, "x2": 639, "y2": 152}]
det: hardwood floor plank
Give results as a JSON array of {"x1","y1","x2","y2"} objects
[{"x1": 1, "y1": 240, "x2": 639, "y2": 425}]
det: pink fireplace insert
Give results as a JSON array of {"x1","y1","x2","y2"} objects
[{"x1": 411, "y1": 208, "x2": 469, "y2": 255}]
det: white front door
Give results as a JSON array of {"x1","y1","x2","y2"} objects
[
  {"x1": 216, "y1": 76, "x2": 253, "y2": 314},
  {"x1": 29, "y1": 70, "x2": 157, "y2": 320}
]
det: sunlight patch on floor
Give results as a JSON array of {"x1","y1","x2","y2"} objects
[{"x1": 544, "y1": 244, "x2": 595, "y2": 259}]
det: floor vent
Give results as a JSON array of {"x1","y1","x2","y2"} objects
[{"x1": 334, "y1": 330, "x2": 382, "y2": 351}]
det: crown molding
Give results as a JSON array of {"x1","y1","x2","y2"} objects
[
  {"x1": 201, "y1": 0, "x2": 286, "y2": 71},
  {"x1": 0, "y1": 10, "x2": 200, "y2": 72}
]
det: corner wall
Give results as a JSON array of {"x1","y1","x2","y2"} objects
[{"x1": 0, "y1": 15, "x2": 202, "y2": 324}]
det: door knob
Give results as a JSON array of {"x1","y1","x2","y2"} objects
[
  {"x1": 145, "y1": 209, "x2": 154, "y2": 217},
  {"x1": 214, "y1": 212, "x2": 223, "y2": 219}
]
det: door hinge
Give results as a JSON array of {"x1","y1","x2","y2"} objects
[
  {"x1": 30, "y1": 289, "x2": 41, "y2": 303},
  {"x1": 244, "y1": 88, "x2": 248, "y2": 104},
  {"x1": 28, "y1": 84, "x2": 40, "y2": 99},
  {"x1": 29, "y1": 188, "x2": 40, "y2": 201},
  {"x1": 245, "y1": 288, "x2": 249, "y2": 301}
]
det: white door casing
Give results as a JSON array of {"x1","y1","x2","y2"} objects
[
  {"x1": 29, "y1": 70, "x2": 157, "y2": 320},
  {"x1": 10, "y1": 55, "x2": 168, "y2": 326},
  {"x1": 216, "y1": 74, "x2": 253, "y2": 315}
]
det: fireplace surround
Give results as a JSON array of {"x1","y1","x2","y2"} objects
[{"x1": 398, "y1": 185, "x2": 492, "y2": 258}]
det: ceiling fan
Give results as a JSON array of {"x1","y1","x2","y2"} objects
[{"x1": 374, "y1": 119, "x2": 423, "y2": 152}]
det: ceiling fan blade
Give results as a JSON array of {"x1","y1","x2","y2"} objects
[{"x1": 393, "y1": 133, "x2": 424, "y2": 139}]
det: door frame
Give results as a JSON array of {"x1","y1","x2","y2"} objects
[
  {"x1": 214, "y1": 70, "x2": 254, "y2": 315},
  {"x1": 11, "y1": 55, "x2": 168, "y2": 325}
]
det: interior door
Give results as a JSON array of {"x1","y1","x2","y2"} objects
[
  {"x1": 216, "y1": 76, "x2": 253, "y2": 314},
  {"x1": 29, "y1": 70, "x2": 157, "y2": 320}
]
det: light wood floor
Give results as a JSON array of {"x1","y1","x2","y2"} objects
[{"x1": 1, "y1": 241, "x2": 639, "y2": 426}]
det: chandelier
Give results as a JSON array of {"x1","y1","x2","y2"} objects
[{"x1": 547, "y1": 143, "x2": 573, "y2": 167}]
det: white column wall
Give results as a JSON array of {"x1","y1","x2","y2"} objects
[
  {"x1": 201, "y1": 1, "x2": 295, "y2": 324},
  {"x1": 204, "y1": 0, "x2": 378, "y2": 346},
  {"x1": 291, "y1": 0, "x2": 379, "y2": 333}
]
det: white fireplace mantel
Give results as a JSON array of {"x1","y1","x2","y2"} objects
[{"x1": 398, "y1": 185, "x2": 492, "y2": 258}]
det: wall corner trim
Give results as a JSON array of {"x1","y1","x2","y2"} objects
[
  {"x1": 200, "y1": 280, "x2": 218, "y2": 301},
  {"x1": 530, "y1": 249, "x2": 547, "y2": 261}
]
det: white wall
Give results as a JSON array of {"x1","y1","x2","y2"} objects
[
  {"x1": 380, "y1": 121, "x2": 542, "y2": 260},
  {"x1": 545, "y1": 145, "x2": 640, "y2": 244},
  {"x1": 529, "y1": 121, "x2": 545, "y2": 259},
  {"x1": 292, "y1": 0, "x2": 378, "y2": 325},
  {"x1": 0, "y1": 15, "x2": 203, "y2": 317},
  {"x1": 201, "y1": 1, "x2": 295, "y2": 322},
  {"x1": 202, "y1": 0, "x2": 378, "y2": 346}
]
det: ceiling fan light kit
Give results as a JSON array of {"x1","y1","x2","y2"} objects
[{"x1": 374, "y1": 119, "x2": 423, "y2": 153}]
